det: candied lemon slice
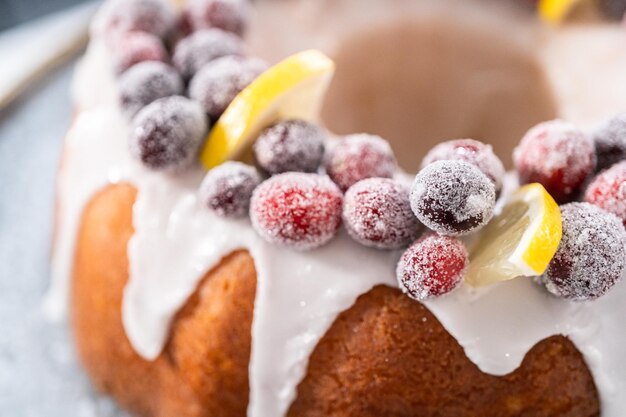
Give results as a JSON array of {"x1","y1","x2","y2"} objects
[
  {"x1": 538, "y1": 0, "x2": 584, "y2": 23},
  {"x1": 465, "y1": 183, "x2": 562, "y2": 287},
  {"x1": 199, "y1": 49, "x2": 335, "y2": 169}
]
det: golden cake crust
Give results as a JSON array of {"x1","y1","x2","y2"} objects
[{"x1": 71, "y1": 183, "x2": 600, "y2": 417}]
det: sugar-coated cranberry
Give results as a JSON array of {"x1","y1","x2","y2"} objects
[
  {"x1": 199, "y1": 161, "x2": 261, "y2": 217},
  {"x1": 410, "y1": 160, "x2": 495, "y2": 236},
  {"x1": 324, "y1": 134, "x2": 397, "y2": 191},
  {"x1": 396, "y1": 234, "x2": 468, "y2": 301},
  {"x1": 130, "y1": 96, "x2": 208, "y2": 171},
  {"x1": 514, "y1": 120, "x2": 595, "y2": 203},
  {"x1": 538, "y1": 203, "x2": 626, "y2": 301},
  {"x1": 253, "y1": 119, "x2": 326, "y2": 175},
  {"x1": 592, "y1": 113, "x2": 626, "y2": 172},
  {"x1": 184, "y1": 0, "x2": 250, "y2": 36},
  {"x1": 119, "y1": 61, "x2": 183, "y2": 118},
  {"x1": 584, "y1": 161, "x2": 626, "y2": 226},
  {"x1": 343, "y1": 178, "x2": 422, "y2": 249},
  {"x1": 95, "y1": 0, "x2": 176, "y2": 39},
  {"x1": 172, "y1": 29, "x2": 243, "y2": 79},
  {"x1": 421, "y1": 139, "x2": 505, "y2": 193},
  {"x1": 250, "y1": 173, "x2": 343, "y2": 250},
  {"x1": 188, "y1": 55, "x2": 267, "y2": 121},
  {"x1": 112, "y1": 31, "x2": 168, "y2": 74}
]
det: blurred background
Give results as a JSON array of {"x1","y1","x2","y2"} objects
[{"x1": 0, "y1": 0, "x2": 90, "y2": 30}]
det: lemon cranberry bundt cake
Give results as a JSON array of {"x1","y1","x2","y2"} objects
[{"x1": 47, "y1": 0, "x2": 626, "y2": 415}]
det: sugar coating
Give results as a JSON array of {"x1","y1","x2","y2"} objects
[
  {"x1": 410, "y1": 160, "x2": 495, "y2": 236},
  {"x1": 130, "y1": 96, "x2": 208, "y2": 171},
  {"x1": 185, "y1": 0, "x2": 250, "y2": 36},
  {"x1": 592, "y1": 113, "x2": 626, "y2": 172},
  {"x1": 188, "y1": 55, "x2": 267, "y2": 121},
  {"x1": 421, "y1": 139, "x2": 505, "y2": 193},
  {"x1": 112, "y1": 31, "x2": 167, "y2": 74},
  {"x1": 199, "y1": 161, "x2": 261, "y2": 218},
  {"x1": 253, "y1": 119, "x2": 326, "y2": 175},
  {"x1": 514, "y1": 120, "x2": 595, "y2": 203},
  {"x1": 585, "y1": 161, "x2": 626, "y2": 226},
  {"x1": 396, "y1": 234, "x2": 468, "y2": 301},
  {"x1": 343, "y1": 178, "x2": 422, "y2": 249},
  {"x1": 119, "y1": 61, "x2": 184, "y2": 118},
  {"x1": 172, "y1": 29, "x2": 243, "y2": 79},
  {"x1": 96, "y1": 0, "x2": 176, "y2": 39},
  {"x1": 324, "y1": 134, "x2": 397, "y2": 191},
  {"x1": 539, "y1": 203, "x2": 626, "y2": 301},
  {"x1": 250, "y1": 173, "x2": 343, "y2": 250}
]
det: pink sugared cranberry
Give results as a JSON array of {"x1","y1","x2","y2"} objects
[
  {"x1": 199, "y1": 161, "x2": 261, "y2": 218},
  {"x1": 343, "y1": 178, "x2": 422, "y2": 249},
  {"x1": 538, "y1": 203, "x2": 626, "y2": 301},
  {"x1": 584, "y1": 161, "x2": 626, "y2": 226},
  {"x1": 410, "y1": 160, "x2": 496, "y2": 236},
  {"x1": 96, "y1": 0, "x2": 176, "y2": 39},
  {"x1": 172, "y1": 29, "x2": 243, "y2": 79},
  {"x1": 112, "y1": 31, "x2": 168, "y2": 74},
  {"x1": 514, "y1": 120, "x2": 595, "y2": 203},
  {"x1": 250, "y1": 173, "x2": 343, "y2": 250},
  {"x1": 184, "y1": 0, "x2": 250, "y2": 36},
  {"x1": 421, "y1": 139, "x2": 505, "y2": 193},
  {"x1": 396, "y1": 234, "x2": 468, "y2": 301},
  {"x1": 324, "y1": 134, "x2": 397, "y2": 191}
]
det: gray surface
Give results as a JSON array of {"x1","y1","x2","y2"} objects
[
  {"x1": 0, "y1": 61, "x2": 125, "y2": 416},
  {"x1": 0, "y1": 0, "x2": 93, "y2": 31}
]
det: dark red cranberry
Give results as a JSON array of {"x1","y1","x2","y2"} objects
[
  {"x1": 199, "y1": 161, "x2": 261, "y2": 217},
  {"x1": 172, "y1": 29, "x2": 243, "y2": 79},
  {"x1": 96, "y1": 0, "x2": 176, "y2": 39},
  {"x1": 184, "y1": 0, "x2": 250, "y2": 36},
  {"x1": 592, "y1": 113, "x2": 626, "y2": 172}
]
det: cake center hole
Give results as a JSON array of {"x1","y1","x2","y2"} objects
[{"x1": 321, "y1": 16, "x2": 558, "y2": 173}]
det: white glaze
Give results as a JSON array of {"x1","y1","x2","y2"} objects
[{"x1": 47, "y1": 5, "x2": 626, "y2": 417}]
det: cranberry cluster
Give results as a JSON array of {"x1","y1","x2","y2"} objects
[{"x1": 102, "y1": 0, "x2": 262, "y2": 171}]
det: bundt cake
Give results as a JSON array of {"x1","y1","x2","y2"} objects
[{"x1": 46, "y1": 0, "x2": 626, "y2": 416}]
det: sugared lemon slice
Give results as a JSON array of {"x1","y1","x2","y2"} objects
[
  {"x1": 538, "y1": 0, "x2": 583, "y2": 23},
  {"x1": 200, "y1": 49, "x2": 335, "y2": 169},
  {"x1": 465, "y1": 183, "x2": 562, "y2": 287}
]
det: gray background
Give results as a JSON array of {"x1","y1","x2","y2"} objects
[{"x1": 0, "y1": 0, "x2": 91, "y2": 30}]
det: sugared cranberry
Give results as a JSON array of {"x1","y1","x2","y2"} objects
[
  {"x1": 343, "y1": 178, "x2": 422, "y2": 249},
  {"x1": 130, "y1": 96, "x2": 208, "y2": 171},
  {"x1": 199, "y1": 161, "x2": 261, "y2": 217},
  {"x1": 172, "y1": 29, "x2": 243, "y2": 79},
  {"x1": 112, "y1": 31, "x2": 168, "y2": 74},
  {"x1": 253, "y1": 119, "x2": 326, "y2": 175},
  {"x1": 410, "y1": 160, "x2": 495, "y2": 236},
  {"x1": 119, "y1": 62, "x2": 183, "y2": 118},
  {"x1": 250, "y1": 173, "x2": 343, "y2": 250},
  {"x1": 396, "y1": 234, "x2": 468, "y2": 301},
  {"x1": 95, "y1": 0, "x2": 176, "y2": 39},
  {"x1": 421, "y1": 139, "x2": 505, "y2": 194},
  {"x1": 514, "y1": 120, "x2": 595, "y2": 203},
  {"x1": 189, "y1": 55, "x2": 267, "y2": 121},
  {"x1": 184, "y1": 0, "x2": 250, "y2": 36},
  {"x1": 584, "y1": 161, "x2": 626, "y2": 226},
  {"x1": 592, "y1": 113, "x2": 626, "y2": 172},
  {"x1": 538, "y1": 203, "x2": 626, "y2": 301},
  {"x1": 324, "y1": 134, "x2": 397, "y2": 191}
]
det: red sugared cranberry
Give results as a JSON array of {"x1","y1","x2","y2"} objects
[
  {"x1": 95, "y1": 0, "x2": 176, "y2": 39},
  {"x1": 184, "y1": 0, "x2": 250, "y2": 36},
  {"x1": 410, "y1": 160, "x2": 495, "y2": 236},
  {"x1": 253, "y1": 120, "x2": 326, "y2": 175},
  {"x1": 592, "y1": 113, "x2": 626, "y2": 172},
  {"x1": 343, "y1": 178, "x2": 422, "y2": 249},
  {"x1": 130, "y1": 96, "x2": 208, "y2": 171},
  {"x1": 199, "y1": 161, "x2": 261, "y2": 217},
  {"x1": 189, "y1": 55, "x2": 267, "y2": 121},
  {"x1": 172, "y1": 29, "x2": 243, "y2": 79},
  {"x1": 119, "y1": 61, "x2": 183, "y2": 118},
  {"x1": 538, "y1": 203, "x2": 626, "y2": 301},
  {"x1": 514, "y1": 120, "x2": 595, "y2": 203},
  {"x1": 421, "y1": 138, "x2": 505, "y2": 193},
  {"x1": 112, "y1": 31, "x2": 168, "y2": 74},
  {"x1": 324, "y1": 134, "x2": 397, "y2": 191},
  {"x1": 250, "y1": 173, "x2": 343, "y2": 250},
  {"x1": 396, "y1": 234, "x2": 468, "y2": 301},
  {"x1": 585, "y1": 161, "x2": 626, "y2": 226}
]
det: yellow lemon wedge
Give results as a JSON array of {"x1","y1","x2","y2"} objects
[
  {"x1": 538, "y1": 0, "x2": 584, "y2": 23},
  {"x1": 199, "y1": 49, "x2": 335, "y2": 169},
  {"x1": 465, "y1": 183, "x2": 562, "y2": 287}
]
